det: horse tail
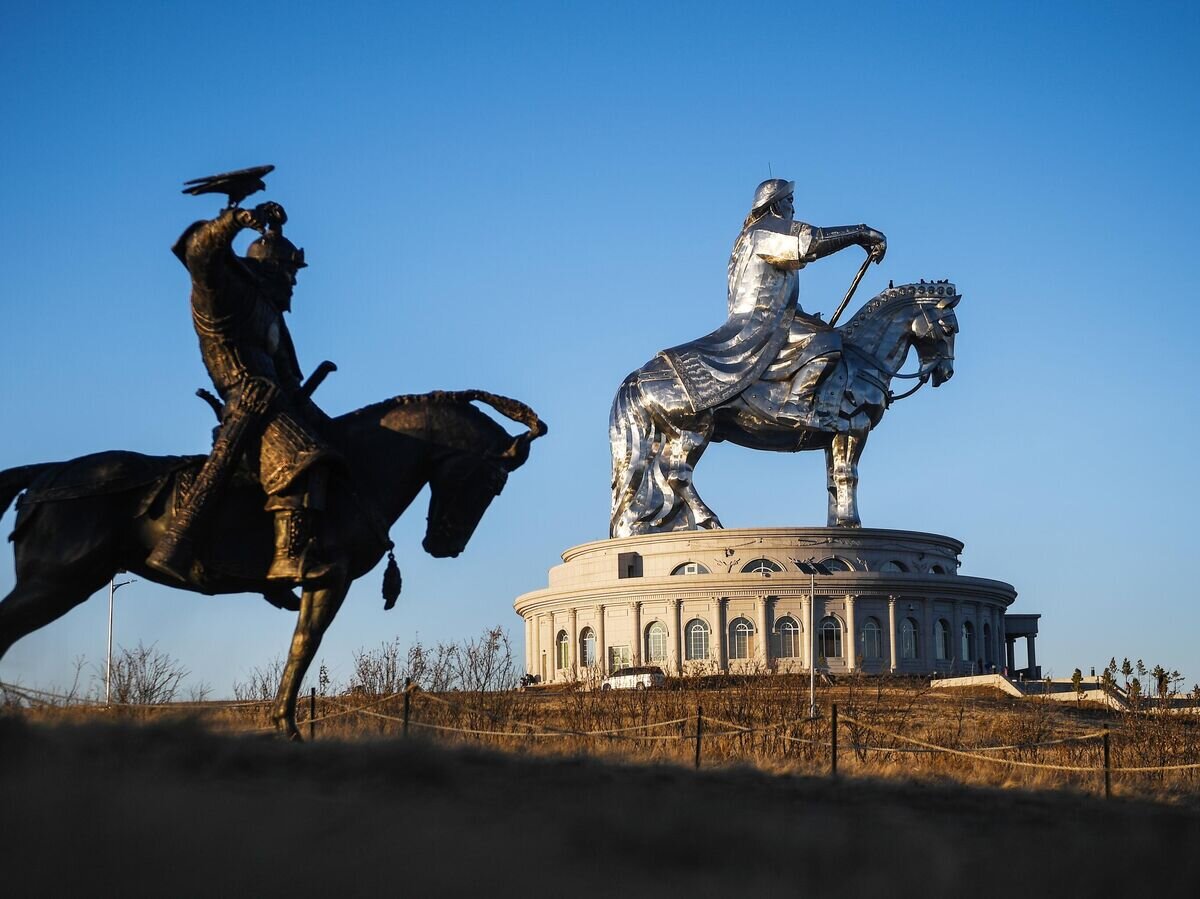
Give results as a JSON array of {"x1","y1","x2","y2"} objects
[
  {"x1": 0, "y1": 464, "x2": 55, "y2": 520},
  {"x1": 609, "y1": 375, "x2": 674, "y2": 537}
]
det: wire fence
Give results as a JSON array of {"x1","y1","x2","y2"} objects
[{"x1": 6, "y1": 678, "x2": 1200, "y2": 801}]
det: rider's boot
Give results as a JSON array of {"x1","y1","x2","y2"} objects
[{"x1": 265, "y1": 509, "x2": 343, "y2": 585}]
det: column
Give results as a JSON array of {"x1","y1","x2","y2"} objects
[
  {"x1": 974, "y1": 602, "x2": 982, "y2": 673},
  {"x1": 533, "y1": 613, "x2": 542, "y2": 681},
  {"x1": 844, "y1": 594, "x2": 857, "y2": 672},
  {"x1": 716, "y1": 598, "x2": 728, "y2": 669},
  {"x1": 568, "y1": 607, "x2": 578, "y2": 677},
  {"x1": 951, "y1": 601, "x2": 962, "y2": 675},
  {"x1": 672, "y1": 599, "x2": 683, "y2": 675},
  {"x1": 1005, "y1": 637, "x2": 1017, "y2": 674},
  {"x1": 597, "y1": 604, "x2": 607, "y2": 674},
  {"x1": 630, "y1": 601, "x2": 642, "y2": 665},
  {"x1": 800, "y1": 593, "x2": 812, "y2": 669},
  {"x1": 925, "y1": 599, "x2": 936, "y2": 671},
  {"x1": 756, "y1": 595, "x2": 769, "y2": 667},
  {"x1": 1027, "y1": 635, "x2": 1037, "y2": 675},
  {"x1": 524, "y1": 616, "x2": 532, "y2": 674},
  {"x1": 888, "y1": 595, "x2": 899, "y2": 673}
]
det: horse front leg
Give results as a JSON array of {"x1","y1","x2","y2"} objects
[
  {"x1": 826, "y1": 432, "x2": 867, "y2": 527},
  {"x1": 668, "y1": 419, "x2": 721, "y2": 530},
  {"x1": 272, "y1": 578, "x2": 348, "y2": 739}
]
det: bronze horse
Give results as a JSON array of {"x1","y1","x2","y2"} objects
[{"x1": 0, "y1": 390, "x2": 545, "y2": 737}]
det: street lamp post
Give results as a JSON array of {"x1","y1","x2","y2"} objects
[
  {"x1": 106, "y1": 575, "x2": 135, "y2": 705},
  {"x1": 795, "y1": 560, "x2": 831, "y2": 719}
]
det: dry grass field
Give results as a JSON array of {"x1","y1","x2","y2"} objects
[
  {"x1": 2, "y1": 703, "x2": 1199, "y2": 897},
  {"x1": 14, "y1": 675, "x2": 1197, "y2": 802}
]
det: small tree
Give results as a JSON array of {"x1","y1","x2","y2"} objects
[
  {"x1": 105, "y1": 641, "x2": 189, "y2": 704},
  {"x1": 1071, "y1": 668, "x2": 1084, "y2": 704},
  {"x1": 1121, "y1": 657, "x2": 1133, "y2": 690}
]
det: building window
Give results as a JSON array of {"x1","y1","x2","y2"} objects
[
  {"x1": 900, "y1": 617, "x2": 919, "y2": 660},
  {"x1": 729, "y1": 617, "x2": 755, "y2": 660},
  {"x1": 935, "y1": 619, "x2": 951, "y2": 661},
  {"x1": 961, "y1": 621, "x2": 975, "y2": 662},
  {"x1": 555, "y1": 630, "x2": 569, "y2": 669},
  {"x1": 879, "y1": 560, "x2": 907, "y2": 573},
  {"x1": 685, "y1": 619, "x2": 710, "y2": 661},
  {"x1": 819, "y1": 617, "x2": 843, "y2": 660},
  {"x1": 930, "y1": 564, "x2": 948, "y2": 575},
  {"x1": 608, "y1": 645, "x2": 630, "y2": 671},
  {"x1": 776, "y1": 617, "x2": 801, "y2": 659},
  {"x1": 862, "y1": 617, "x2": 883, "y2": 660},
  {"x1": 671, "y1": 561, "x2": 710, "y2": 575},
  {"x1": 818, "y1": 558, "x2": 852, "y2": 572},
  {"x1": 983, "y1": 623, "x2": 993, "y2": 666},
  {"x1": 579, "y1": 627, "x2": 596, "y2": 668},
  {"x1": 646, "y1": 621, "x2": 667, "y2": 663},
  {"x1": 742, "y1": 558, "x2": 783, "y2": 576}
]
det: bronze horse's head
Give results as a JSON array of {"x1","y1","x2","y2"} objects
[
  {"x1": 418, "y1": 391, "x2": 548, "y2": 558},
  {"x1": 910, "y1": 293, "x2": 960, "y2": 387}
]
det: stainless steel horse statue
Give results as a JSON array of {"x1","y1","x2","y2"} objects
[{"x1": 610, "y1": 279, "x2": 959, "y2": 536}]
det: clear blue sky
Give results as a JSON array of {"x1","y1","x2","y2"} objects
[{"x1": 3, "y1": 1, "x2": 1198, "y2": 694}]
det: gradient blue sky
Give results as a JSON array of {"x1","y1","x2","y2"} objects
[{"x1": 3, "y1": 1, "x2": 1198, "y2": 694}]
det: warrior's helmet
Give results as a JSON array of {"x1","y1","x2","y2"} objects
[
  {"x1": 750, "y1": 178, "x2": 795, "y2": 215},
  {"x1": 246, "y1": 231, "x2": 307, "y2": 271}
]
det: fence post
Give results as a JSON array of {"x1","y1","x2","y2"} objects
[
  {"x1": 1103, "y1": 725, "x2": 1111, "y2": 800},
  {"x1": 403, "y1": 677, "x2": 412, "y2": 738},
  {"x1": 309, "y1": 687, "x2": 316, "y2": 742},
  {"x1": 695, "y1": 704, "x2": 703, "y2": 770},
  {"x1": 831, "y1": 702, "x2": 838, "y2": 779}
]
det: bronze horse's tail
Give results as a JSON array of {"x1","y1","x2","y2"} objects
[{"x1": 0, "y1": 464, "x2": 55, "y2": 523}]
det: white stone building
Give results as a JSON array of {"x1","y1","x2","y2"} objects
[{"x1": 515, "y1": 527, "x2": 1039, "y2": 683}]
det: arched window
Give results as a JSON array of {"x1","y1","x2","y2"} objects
[
  {"x1": 862, "y1": 617, "x2": 883, "y2": 660},
  {"x1": 555, "y1": 630, "x2": 569, "y2": 669},
  {"x1": 879, "y1": 560, "x2": 907, "y2": 573},
  {"x1": 900, "y1": 617, "x2": 919, "y2": 660},
  {"x1": 685, "y1": 619, "x2": 710, "y2": 661},
  {"x1": 775, "y1": 617, "x2": 801, "y2": 659},
  {"x1": 579, "y1": 627, "x2": 596, "y2": 668},
  {"x1": 961, "y1": 621, "x2": 975, "y2": 662},
  {"x1": 819, "y1": 617, "x2": 843, "y2": 659},
  {"x1": 983, "y1": 623, "x2": 993, "y2": 666},
  {"x1": 819, "y1": 558, "x2": 853, "y2": 572},
  {"x1": 935, "y1": 619, "x2": 951, "y2": 661},
  {"x1": 671, "y1": 561, "x2": 710, "y2": 575},
  {"x1": 930, "y1": 564, "x2": 948, "y2": 575},
  {"x1": 742, "y1": 558, "x2": 783, "y2": 576},
  {"x1": 729, "y1": 617, "x2": 755, "y2": 660},
  {"x1": 645, "y1": 621, "x2": 667, "y2": 663}
]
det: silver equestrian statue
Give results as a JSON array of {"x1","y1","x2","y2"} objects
[{"x1": 610, "y1": 178, "x2": 959, "y2": 536}]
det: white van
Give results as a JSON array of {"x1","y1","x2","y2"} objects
[{"x1": 600, "y1": 666, "x2": 666, "y2": 691}]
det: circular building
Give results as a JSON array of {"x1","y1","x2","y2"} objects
[{"x1": 514, "y1": 527, "x2": 1028, "y2": 683}]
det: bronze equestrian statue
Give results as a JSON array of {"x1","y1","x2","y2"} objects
[{"x1": 0, "y1": 168, "x2": 546, "y2": 737}]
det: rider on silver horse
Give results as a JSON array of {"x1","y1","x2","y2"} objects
[{"x1": 660, "y1": 179, "x2": 887, "y2": 428}]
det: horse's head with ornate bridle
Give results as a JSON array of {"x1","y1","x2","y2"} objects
[{"x1": 840, "y1": 280, "x2": 961, "y2": 400}]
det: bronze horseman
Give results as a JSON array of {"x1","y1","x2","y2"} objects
[
  {"x1": 611, "y1": 179, "x2": 958, "y2": 535},
  {"x1": 147, "y1": 186, "x2": 341, "y2": 585},
  {"x1": 0, "y1": 166, "x2": 546, "y2": 737}
]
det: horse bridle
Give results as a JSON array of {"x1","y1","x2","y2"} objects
[{"x1": 843, "y1": 339, "x2": 954, "y2": 404}]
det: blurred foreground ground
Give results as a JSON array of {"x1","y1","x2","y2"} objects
[{"x1": 1, "y1": 715, "x2": 1198, "y2": 897}]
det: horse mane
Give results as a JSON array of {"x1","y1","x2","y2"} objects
[
  {"x1": 839, "y1": 280, "x2": 958, "y2": 342},
  {"x1": 337, "y1": 389, "x2": 546, "y2": 438}
]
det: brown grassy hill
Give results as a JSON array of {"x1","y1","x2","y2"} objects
[{"x1": 1, "y1": 715, "x2": 1198, "y2": 897}]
